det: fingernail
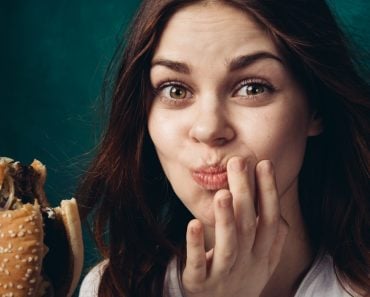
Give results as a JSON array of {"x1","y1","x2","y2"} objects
[
  {"x1": 260, "y1": 160, "x2": 273, "y2": 174},
  {"x1": 191, "y1": 225, "x2": 200, "y2": 235},
  {"x1": 218, "y1": 196, "x2": 231, "y2": 208},
  {"x1": 230, "y1": 158, "x2": 245, "y2": 172}
]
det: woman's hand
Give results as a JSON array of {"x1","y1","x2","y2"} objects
[{"x1": 182, "y1": 157, "x2": 289, "y2": 297}]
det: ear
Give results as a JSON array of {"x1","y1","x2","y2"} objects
[{"x1": 307, "y1": 111, "x2": 323, "y2": 136}]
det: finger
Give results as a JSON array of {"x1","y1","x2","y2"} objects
[
  {"x1": 253, "y1": 160, "x2": 281, "y2": 258},
  {"x1": 227, "y1": 156, "x2": 257, "y2": 250},
  {"x1": 268, "y1": 217, "x2": 289, "y2": 272},
  {"x1": 212, "y1": 189, "x2": 238, "y2": 276},
  {"x1": 183, "y1": 219, "x2": 207, "y2": 287}
]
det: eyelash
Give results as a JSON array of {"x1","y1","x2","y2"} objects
[
  {"x1": 154, "y1": 78, "x2": 275, "y2": 105},
  {"x1": 154, "y1": 80, "x2": 192, "y2": 106},
  {"x1": 233, "y1": 78, "x2": 275, "y2": 99}
]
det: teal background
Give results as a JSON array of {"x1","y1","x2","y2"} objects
[
  {"x1": 2, "y1": 1, "x2": 140, "y2": 295},
  {"x1": 1, "y1": 1, "x2": 369, "y2": 296}
]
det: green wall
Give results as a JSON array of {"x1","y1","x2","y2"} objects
[
  {"x1": 2, "y1": 1, "x2": 369, "y2": 296},
  {"x1": 2, "y1": 1, "x2": 140, "y2": 295}
]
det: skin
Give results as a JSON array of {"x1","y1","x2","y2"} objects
[{"x1": 148, "y1": 2, "x2": 322, "y2": 297}]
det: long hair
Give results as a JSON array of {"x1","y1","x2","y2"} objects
[{"x1": 77, "y1": 0, "x2": 370, "y2": 296}]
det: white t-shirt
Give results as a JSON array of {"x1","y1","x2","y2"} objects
[{"x1": 79, "y1": 254, "x2": 361, "y2": 297}]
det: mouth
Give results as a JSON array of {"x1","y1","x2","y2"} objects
[{"x1": 192, "y1": 165, "x2": 228, "y2": 190}]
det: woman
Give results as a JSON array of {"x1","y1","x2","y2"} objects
[{"x1": 78, "y1": 0, "x2": 370, "y2": 296}]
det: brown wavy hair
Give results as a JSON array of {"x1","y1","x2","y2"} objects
[{"x1": 77, "y1": 0, "x2": 370, "y2": 296}]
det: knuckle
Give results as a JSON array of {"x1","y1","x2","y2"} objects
[
  {"x1": 219, "y1": 214, "x2": 234, "y2": 226},
  {"x1": 262, "y1": 181, "x2": 276, "y2": 194},
  {"x1": 183, "y1": 279, "x2": 205, "y2": 293},
  {"x1": 188, "y1": 258, "x2": 205, "y2": 270},
  {"x1": 262, "y1": 215, "x2": 280, "y2": 227},
  {"x1": 221, "y1": 250, "x2": 237, "y2": 263},
  {"x1": 241, "y1": 220, "x2": 257, "y2": 232}
]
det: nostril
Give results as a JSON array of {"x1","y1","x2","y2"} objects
[{"x1": 214, "y1": 138, "x2": 227, "y2": 146}]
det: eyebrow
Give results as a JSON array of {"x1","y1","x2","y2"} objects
[
  {"x1": 151, "y1": 59, "x2": 191, "y2": 74},
  {"x1": 151, "y1": 51, "x2": 283, "y2": 74},
  {"x1": 228, "y1": 52, "x2": 283, "y2": 71}
]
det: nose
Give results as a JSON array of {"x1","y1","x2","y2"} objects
[{"x1": 188, "y1": 101, "x2": 235, "y2": 146}]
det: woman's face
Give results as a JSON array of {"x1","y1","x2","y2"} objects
[{"x1": 148, "y1": 2, "x2": 321, "y2": 226}]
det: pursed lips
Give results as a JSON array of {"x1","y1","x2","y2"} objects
[{"x1": 191, "y1": 165, "x2": 228, "y2": 190}]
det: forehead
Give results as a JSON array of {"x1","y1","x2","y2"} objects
[{"x1": 153, "y1": 2, "x2": 280, "y2": 63}]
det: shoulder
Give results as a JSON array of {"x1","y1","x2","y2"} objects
[
  {"x1": 295, "y1": 254, "x2": 369, "y2": 297},
  {"x1": 79, "y1": 259, "x2": 109, "y2": 297},
  {"x1": 164, "y1": 256, "x2": 185, "y2": 297}
]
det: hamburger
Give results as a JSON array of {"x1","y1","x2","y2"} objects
[{"x1": 0, "y1": 157, "x2": 83, "y2": 297}]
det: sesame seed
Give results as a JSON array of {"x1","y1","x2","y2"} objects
[
  {"x1": 2, "y1": 258, "x2": 8, "y2": 263},
  {"x1": 27, "y1": 230, "x2": 32, "y2": 234},
  {"x1": 33, "y1": 256, "x2": 39, "y2": 262},
  {"x1": 6, "y1": 213, "x2": 11, "y2": 218},
  {"x1": 31, "y1": 249, "x2": 37, "y2": 253},
  {"x1": 17, "y1": 231, "x2": 25, "y2": 237},
  {"x1": 28, "y1": 257, "x2": 33, "y2": 262},
  {"x1": 7, "y1": 243, "x2": 11, "y2": 249},
  {"x1": 0, "y1": 233, "x2": 4, "y2": 238},
  {"x1": 16, "y1": 284, "x2": 23, "y2": 289},
  {"x1": 35, "y1": 242, "x2": 40, "y2": 246},
  {"x1": 4, "y1": 270, "x2": 9, "y2": 275},
  {"x1": 15, "y1": 255, "x2": 20, "y2": 260},
  {"x1": 34, "y1": 228, "x2": 39, "y2": 233},
  {"x1": 19, "y1": 225, "x2": 24, "y2": 229},
  {"x1": 3, "y1": 284, "x2": 7, "y2": 289},
  {"x1": 27, "y1": 268, "x2": 32, "y2": 273},
  {"x1": 18, "y1": 247, "x2": 23, "y2": 251},
  {"x1": 2, "y1": 214, "x2": 6, "y2": 218},
  {"x1": 29, "y1": 279, "x2": 36, "y2": 284},
  {"x1": 15, "y1": 264, "x2": 20, "y2": 269},
  {"x1": 8, "y1": 282, "x2": 13, "y2": 287}
]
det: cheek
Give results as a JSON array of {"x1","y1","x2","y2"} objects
[
  {"x1": 251, "y1": 104, "x2": 310, "y2": 195},
  {"x1": 147, "y1": 107, "x2": 187, "y2": 176},
  {"x1": 148, "y1": 106, "x2": 180, "y2": 149}
]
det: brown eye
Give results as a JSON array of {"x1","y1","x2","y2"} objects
[
  {"x1": 156, "y1": 82, "x2": 192, "y2": 105},
  {"x1": 169, "y1": 86, "x2": 187, "y2": 99},
  {"x1": 246, "y1": 84, "x2": 265, "y2": 95},
  {"x1": 234, "y1": 80, "x2": 273, "y2": 99}
]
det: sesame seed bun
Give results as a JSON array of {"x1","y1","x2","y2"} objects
[
  {"x1": 0, "y1": 202, "x2": 45, "y2": 296},
  {"x1": 0, "y1": 158, "x2": 84, "y2": 297}
]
